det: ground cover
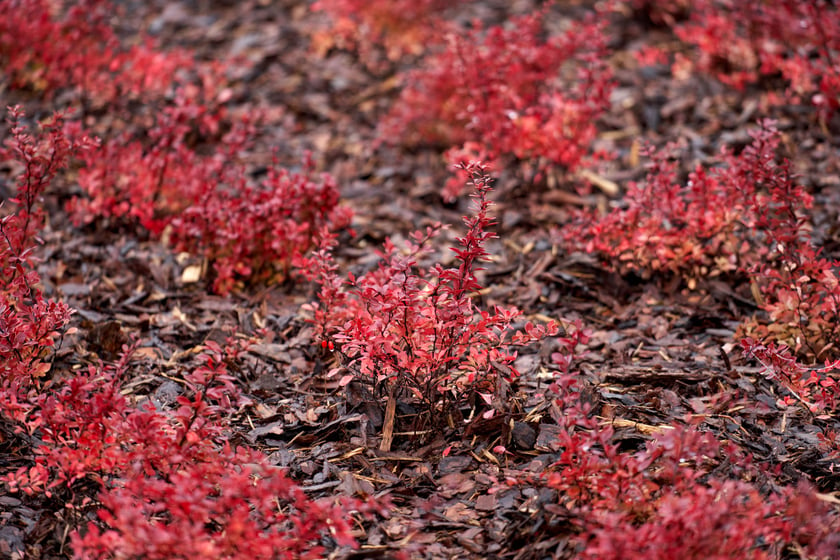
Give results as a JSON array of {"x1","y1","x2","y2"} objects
[{"x1": 1, "y1": 1, "x2": 840, "y2": 558}]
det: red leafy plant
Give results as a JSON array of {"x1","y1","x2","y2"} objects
[
  {"x1": 6, "y1": 340, "x2": 369, "y2": 560},
  {"x1": 311, "y1": 0, "x2": 462, "y2": 65},
  {"x1": 300, "y1": 163, "x2": 571, "y2": 430},
  {"x1": 560, "y1": 121, "x2": 798, "y2": 287},
  {"x1": 0, "y1": 0, "x2": 327, "y2": 295},
  {"x1": 526, "y1": 372, "x2": 840, "y2": 559},
  {"x1": 0, "y1": 107, "x2": 94, "y2": 394},
  {"x1": 68, "y1": 90, "x2": 234, "y2": 235},
  {"x1": 0, "y1": 0, "x2": 239, "y2": 234},
  {"x1": 58, "y1": 74, "x2": 348, "y2": 295},
  {"x1": 0, "y1": 108, "x2": 371, "y2": 559},
  {"x1": 73, "y1": 110, "x2": 351, "y2": 295},
  {"x1": 562, "y1": 119, "x2": 840, "y2": 358},
  {"x1": 169, "y1": 150, "x2": 353, "y2": 295},
  {"x1": 741, "y1": 337, "x2": 839, "y2": 415},
  {"x1": 380, "y1": 4, "x2": 613, "y2": 200},
  {"x1": 0, "y1": 0, "x2": 201, "y2": 109},
  {"x1": 735, "y1": 141, "x2": 840, "y2": 361},
  {"x1": 71, "y1": 95, "x2": 351, "y2": 295},
  {"x1": 745, "y1": 242, "x2": 840, "y2": 361},
  {"x1": 654, "y1": 0, "x2": 840, "y2": 118}
]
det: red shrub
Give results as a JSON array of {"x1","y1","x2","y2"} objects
[
  {"x1": 741, "y1": 337, "x2": 840, "y2": 415},
  {"x1": 562, "y1": 119, "x2": 840, "y2": 359},
  {"x1": 311, "y1": 0, "x2": 460, "y2": 63},
  {"x1": 169, "y1": 152, "x2": 353, "y2": 294},
  {"x1": 76, "y1": 447, "x2": 358, "y2": 560},
  {"x1": 0, "y1": 0, "x2": 197, "y2": 107},
  {"x1": 739, "y1": 165, "x2": 840, "y2": 359},
  {"x1": 69, "y1": 91, "x2": 229, "y2": 235},
  {"x1": 3, "y1": 0, "x2": 344, "y2": 295},
  {"x1": 582, "y1": 477, "x2": 837, "y2": 560},
  {"x1": 662, "y1": 0, "x2": 840, "y2": 117},
  {"x1": 560, "y1": 121, "x2": 798, "y2": 284},
  {"x1": 381, "y1": 6, "x2": 613, "y2": 199},
  {"x1": 6, "y1": 340, "x2": 367, "y2": 560},
  {"x1": 0, "y1": 107, "x2": 94, "y2": 395},
  {"x1": 300, "y1": 164, "x2": 570, "y2": 426},
  {"x1": 66, "y1": 82, "x2": 348, "y2": 295},
  {"x1": 733, "y1": 153, "x2": 840, "y2": 383},
  {"x1": 535, "y1": 374, "x2": 840, "y2": 559}
]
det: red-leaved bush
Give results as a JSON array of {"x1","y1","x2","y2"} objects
[
  {"x1": 71, "y1": 98, "x2": 352, "y2": 294},
  {"x1": 1, "y1": 0, "x2": 334, "y2": 295},
  {"x1": 299, "y1": 163, "x2": 579, "y2": 427},
  {"x1": 561, "y1": 119, "x2": 840, "y2": 358},
  {"x1": 381, "y1": 5, "x2": 613, "y2": 199},
  {"x1": 68, "y1": 91, "x2": 233, "y2": 235},
  {"x1": 311, "y1": 0, "x2": 461, "y2": 64},
  {"x1": 0, "y1": 107, "x2": 371, "y2": 560},
  {"x1": 529, "y1": 372, "x2": 840, "y2": 559},
  {"x1": 0, "y1": 1, "x2": 229, "y2": 228},
  {"x1": 746, "y1": 233, "x2": 840, "y2": 361},
  {"x1": 0, "y1": 0, "x2": 199, "y2": 108},
  {"x1": 741, "y1": 337, "x2": 839, "y2": 415},
  {"x1": 169, "y1": 152, "x2": 353, "y2": 295},
  {"x1": 7, "y1": 341, "x2": 365, "y2": 560},
  {"x1": 653, "y1": 0, "x2": 840, "y2": 118},
  {"x1": 0, "y1": 107, "x2": 93, "y2": 395},
  {"x1": 736, "y1": 144, "x2": 840, "y2": 360},
  {"x1": 560, "y1": 121, "x2": 798, "y2": 284}
]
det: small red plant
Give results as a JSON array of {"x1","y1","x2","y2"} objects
[
  {"x1": 562, "y1": 120, "x2": 840, "y2": 358},
  {"x1": 739, "y1": 158, "x2": 840, "y2": 359},
  {"x1": 1, "y1": 0, "x2": 325, "y2": 295},
  {"x1": 311, "y1": 0, "x2": 460, "y2": 64},
  {"x1": 300, "y1": 163, "x2": 567, "y2": 427},
  {"x1": 533, "y1": 374, "x2": 840, "y2": 559},
  {"x1": 8, "y1": 1, "x2": 344, "y2": 296},
  {"x1": 69, "y1": 91, "x2": 230, "y2": 235},
  {"x1": 381, "y1": 5, "x2": 613, "y2": 199},
  {"x1": 560, "y1": 121, "x2": 798, "y2": 285},
  {"x1": 6, "y1": 340, "x2": 367, "y2": 560},
  {"x1": 0, "y1": 107, "x2": 94, "y2": 395},
  {"x1": 741, "y1": 337, "x2": 839, "y2": 415},
  {"x1": 661, "y1": 0, "x2": 840, "y2": 118},
  {"x1": 169, "y1": 152, "x2": 353, "y2": 295},
  {"x1": 0, "y1": 0, "x2": 199, "y2": 108},
  {"x1": 68, "y1": 94, "x2": 349, "y2": 294}
]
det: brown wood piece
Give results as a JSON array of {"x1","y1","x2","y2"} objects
[{"x1": 380, "y1": 385, "x2": 398, "y2": 452}]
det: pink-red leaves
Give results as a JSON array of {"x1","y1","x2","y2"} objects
[
  {"x1": 312, "y1": 0, "x2": 460, "y2": 64},
  {"x1": 643, "y1": 0, "x2": 840, "y2": 118},
  {"x1": 0, "y1": 107, "x2": 93, "y2": 390},
  {"x1": 561, "y1": 121, "x2": 798, "y2": 283},
  {"x1": 302, "y1": 163, "x2": 565, "y2": 427},
  {"x1": 381, "y1": 5, "x2": 613, "y2": 199}
]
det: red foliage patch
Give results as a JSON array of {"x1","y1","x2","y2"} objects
[
  {"x1": 0, "y1": 108, "x2": 371, "y2": 560},
  {"x1": 560, "y1": 122, "x2": 796, "y2": 283},
  {"x1": 0, "y1": 107, "x2": 93, "y2": 393},
  {"x1": 531, "y1": 373, "x2": 840, "y2": 560},
  {"x1": 381, "y1": 5, "x2": 613, "y2": 199},
  {"x1": 300, "y1": 163, "x2": 581, "y2": 425},
  {"x1": 0, "y1": 0, "x2": 196, "y2": 107},
  {"x1": 644, "y1": 0, "x2": 840, "y2": 118}
]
